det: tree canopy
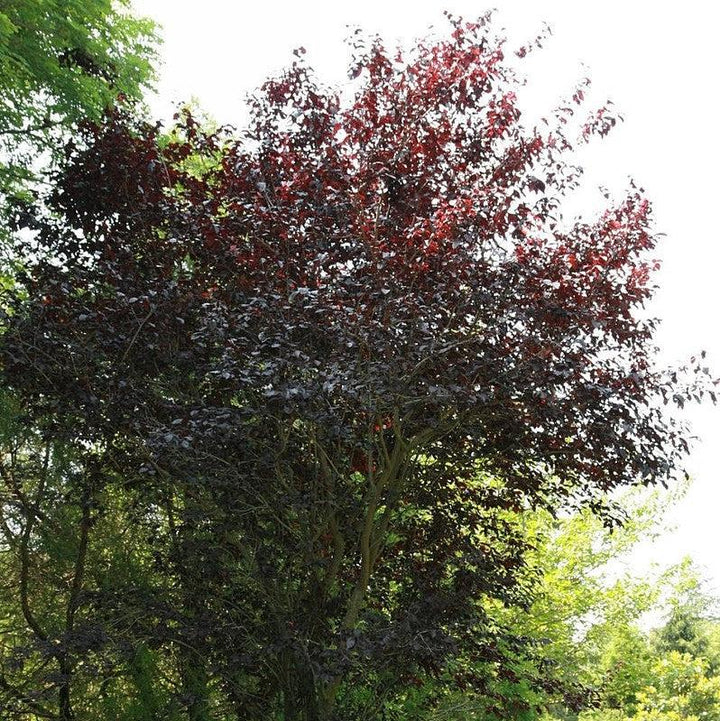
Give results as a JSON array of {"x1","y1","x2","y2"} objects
[
  {"x1": 0, "y1": 12, "x2": 713, "y2": 721},
  {"x1": 0, "y1": 0, "x2": 158, "y2": 199}
]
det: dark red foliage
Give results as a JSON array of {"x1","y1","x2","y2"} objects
[{"x1": 1, "y1": 13, "x2": 710, "y2": 719}]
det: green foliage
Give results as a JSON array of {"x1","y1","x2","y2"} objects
[
  {"x1": 0, "y1": 0, "x2": 158, "y2": 197},
  {"x1": 635, "y1": 652, "x2": 720, "y2": 720},
  {"x1": 580, "y1": 653, "x2": 720, "y2": 721},
  {"x1": 498, "y1": 494, "x2": 662, "y2": 710},
  {"x1": 522, "y1": 493, "x2": 720, "y2": 721},
  {"x1": 651, "y1": 558, "x2": 720, "y2": 671}
]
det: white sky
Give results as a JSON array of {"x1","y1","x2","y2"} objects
[{"x1": 132, "y1": 0, "x2": 720, "y2": 591}]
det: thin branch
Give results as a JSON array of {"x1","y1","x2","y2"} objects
[
  {"x1": 18, "y1": 444, "x2": 51, "y2": 643},
  {"x1": 119, "y1": 307, "x2": 155, "y2": 365}
]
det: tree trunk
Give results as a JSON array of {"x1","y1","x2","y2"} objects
[{"x1": 58, "y1": 654, "x2": 74, "y2": 721}]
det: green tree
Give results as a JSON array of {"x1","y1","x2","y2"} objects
[
  {"x1": 599, "y1": 652, "x2": 720, "y2": 721},
  {"x1": 652, "y1": 558, "x2": 720, "y2": 669},
  {"x1": 506, "y1": 495, "x2": 720, "y2": 721},
  {"x1": 511, "y1": 495, "x2": 663, "y2": 715},
  {"x1": 0, "y1": 0, "x2": 158, "y2": 199}
]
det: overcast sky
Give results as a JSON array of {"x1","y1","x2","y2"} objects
[{"x1": 132, "y1": 0, "x2": 720, "y2": 591}]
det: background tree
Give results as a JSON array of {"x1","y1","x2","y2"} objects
[
  {"x1": 508, "y1": 496, "x2": 720, "y2": 721},
  {"x1": 651, "y1": 558, "x2": 720, "y2": 669},
  {"x1": 444, "y1": 490, "x2": 720, "y2": 721},
  {"x1": 0, "y1": 13, "x2": 713, "y2": 720},
  {"x1": 0, "y1": 0, "x2": 158, "y2": 202}
]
